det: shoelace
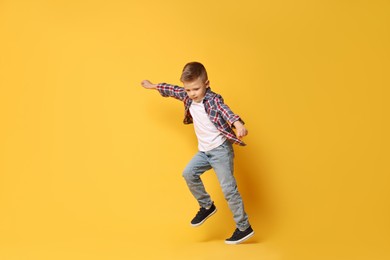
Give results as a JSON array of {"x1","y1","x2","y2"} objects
[
  {"x1": 194, "y1": 208, "x2": 207, "y2": 219},
  {"x1": 231, "y1": 228, "x2": 242, "y2": 239}
]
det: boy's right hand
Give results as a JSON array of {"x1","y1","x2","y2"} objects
[{"x1": 141, "y1": 80, "x2": 157, "y2": 89}]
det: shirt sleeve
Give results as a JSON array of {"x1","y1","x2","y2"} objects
[
  {"x1": 215, "y1": 98, "x2": 244, "y2": 127},
  {"x1": 156, "y1": 83, "x2": 187, "y2": 101}
]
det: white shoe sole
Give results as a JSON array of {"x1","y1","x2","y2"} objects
[
  {"x1": 225, "y1": 231, "x2": 255, "y2": 245},
  {"x1": 190, "y1": 208, "x2": 217, "y2": 227}
]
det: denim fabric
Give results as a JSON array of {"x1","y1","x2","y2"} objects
[{"x1": 182, "y1": 140, "x2": 250, "y2": 230}]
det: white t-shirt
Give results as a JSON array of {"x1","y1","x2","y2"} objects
[{"x1": 189, "y1": 100, "x2": 226, "y2": 152}]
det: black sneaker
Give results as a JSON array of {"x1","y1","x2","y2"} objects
[
  {"x1": 225, "y1": 226, "x2": 255, "y2": 245},
  {"x1": 190, "y1": 203, "x2": 217, "y2": 227}
]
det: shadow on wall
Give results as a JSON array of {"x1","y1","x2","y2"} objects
[{"x1": 234, "y1": 143, "x2": 278, "y2": 242}]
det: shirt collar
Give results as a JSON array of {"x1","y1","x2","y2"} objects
[{"x1": 203, "y1": 87, "x2": 216, "y2": 101}]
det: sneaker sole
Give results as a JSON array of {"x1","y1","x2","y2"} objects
[
  {"x1": 190, "y1": 208, "x2": 217, "y2": 227},
  {"x1": 225, "y1": 231, "x2": 255, "y2": 245}
]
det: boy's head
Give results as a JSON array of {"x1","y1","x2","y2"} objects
[
  {"x1": 180, "y1": 62, "x2": 210, "y2": 103},
  {"x1": 180, "y1": 62, "x2": 208, "y2": 83}
]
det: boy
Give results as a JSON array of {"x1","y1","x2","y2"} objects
[{"x1": 141, "y1": 62, "x2": 254, "y2": 244}]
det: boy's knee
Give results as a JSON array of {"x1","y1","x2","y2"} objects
[{"x1": 182, "y1": 167, "x2": 193, "y2": 180}]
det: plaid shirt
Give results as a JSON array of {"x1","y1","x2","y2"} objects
[{"x1": 156, "y1": 83, "x2": 246, "y2": 146}]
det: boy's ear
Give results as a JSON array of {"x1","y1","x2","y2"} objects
[{"x1": 205, "y1": 80, "x2": 210, "y2": 87}]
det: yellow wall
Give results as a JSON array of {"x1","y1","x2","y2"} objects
[{"x1": 0, "y1": 1, "x2": 389, "y2": 259}]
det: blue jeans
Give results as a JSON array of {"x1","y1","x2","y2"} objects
[{"x1": 182, "y1": 140, "x2": 250, "y2": 231}]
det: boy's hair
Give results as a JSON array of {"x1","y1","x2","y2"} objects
[{"x1": 180, "y1": 62, "x2": 208, "y2": 83}]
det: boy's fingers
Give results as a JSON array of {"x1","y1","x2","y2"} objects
[{"x1": 238, "y1": 129, "x2": 247, "y2": 138}]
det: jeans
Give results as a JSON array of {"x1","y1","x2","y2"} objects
[{"x1": 182, "y1": 140, "x2": 250, "y2": 231}]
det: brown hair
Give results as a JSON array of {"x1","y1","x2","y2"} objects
[{"x1": 180, "y1": 62, "x2": 208, "y2": 83}]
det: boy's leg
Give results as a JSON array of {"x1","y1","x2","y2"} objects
[
  {"x1": 182, "y1": 151, "x2": 213, "y2": 209},
  {"x1": 183, "y1": 151, "x2": 217, "y2": 226},
  {"x1": 207, "y1": 141, "x2": 250, "y2": 231}
]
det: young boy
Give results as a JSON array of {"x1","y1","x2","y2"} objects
[{"x1": 141, "y1": 62, "x2": 254, "y2": 244}]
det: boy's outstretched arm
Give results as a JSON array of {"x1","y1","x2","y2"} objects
[
  {"x1": 141, "y1": 80, "x2": 157, "y2": 89},
  {"x1": 141, "y1": 80, "x2": 187, "y2": 101}
]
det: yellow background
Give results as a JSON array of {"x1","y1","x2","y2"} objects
[{"x1": 1, "y1": 0, "x2": 389, "y2": 259}]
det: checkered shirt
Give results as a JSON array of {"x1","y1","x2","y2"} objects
[{"x1": 156, "y1": 83, "x2": 246, "y2": 146}]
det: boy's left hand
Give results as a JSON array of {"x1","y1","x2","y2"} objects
[{"x1": 233, "y1": 121, "x2": 248, "y2": 139}]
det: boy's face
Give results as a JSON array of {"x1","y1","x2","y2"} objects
[{"x1": 183, "y1": 77, "x2": 209, "y2": 103}]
